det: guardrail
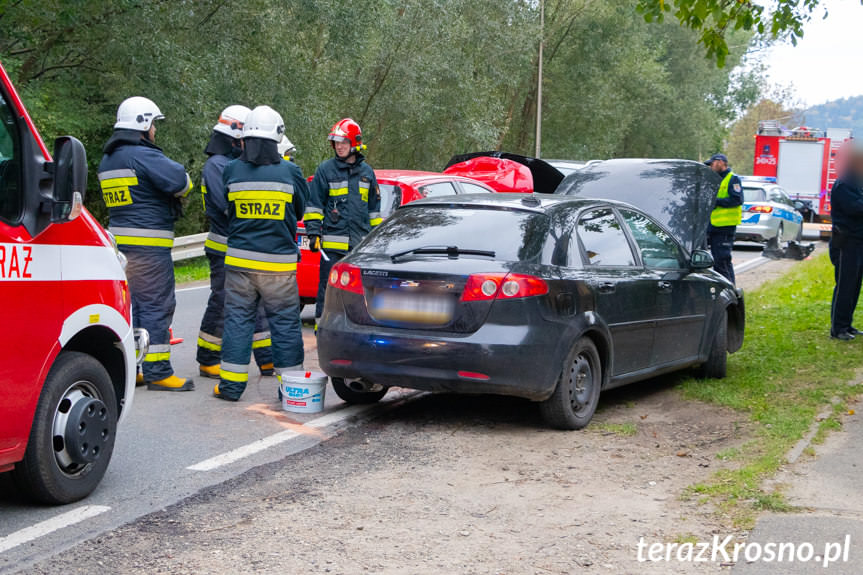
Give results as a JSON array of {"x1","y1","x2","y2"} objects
[{"x1": 171, "y1": 232, "x2": 207, "y2": 262}]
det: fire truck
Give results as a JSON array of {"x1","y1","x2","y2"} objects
[
  {"x1": 0, "y1": 61, "x2": 143, "y2": 503},
  {"x1": 752, "y1": 121, "x2": 852, "y2": 228}
]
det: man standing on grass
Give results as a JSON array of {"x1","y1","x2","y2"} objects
[
  {"x1": 705, "y1": 153, "x2": 743, "y2": 284},
  {"x1": 829, "y1": 140, "x2": 863, "y2": 341}
]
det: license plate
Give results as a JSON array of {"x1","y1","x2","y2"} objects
[
  {"x1": 299, "y1": 235, "x2": 310, "y2": 250},
  {"x1": 369, "y1": 291, "x2": 455, "y2": 325}
]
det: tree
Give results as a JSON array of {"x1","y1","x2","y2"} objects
[
  {"x1": 635, "y1": 0, "x2": 843, "y2": 66},
  {"x1": 725, "y1": 99, "x2": 801, "y2": 171}
]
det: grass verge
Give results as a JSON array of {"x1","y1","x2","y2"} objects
[
  {"x1": 681, "y1": 253, "x2": 863, "y2": 528},
  {"x1": 174, "y1": 256, "x2": 210, "y2": 284}
]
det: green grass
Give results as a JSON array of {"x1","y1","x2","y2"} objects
[
  {"x1": 594, "y1": 422, "x2": 638, "y2": 437},
  {"x1": 681, "y1": 253, "x2": 863, "y2": 528},
  {"x1": 174, "y1": 256, "x2": 210, "y2": 284}
]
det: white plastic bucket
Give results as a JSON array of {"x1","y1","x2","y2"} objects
[{"x1": 279, "y1": 370, "x2": 327, "y2": 414}]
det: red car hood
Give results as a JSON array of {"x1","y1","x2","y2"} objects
[{"x1": 443, "y1": 152, "x2": 564, "y2": 194}]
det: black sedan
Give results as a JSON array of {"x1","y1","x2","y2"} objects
[{"x1": 317, "y1": 161, "x2": 744, "y2": 429}]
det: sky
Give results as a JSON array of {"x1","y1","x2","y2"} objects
[{"x1": 761, "y1": 0, "x2": 863, "y2": 107}]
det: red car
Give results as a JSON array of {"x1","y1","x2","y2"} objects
[
  {"x1": 443, "y1": 152, "x2": 564, "y2": 194},
  {"x1": 297, "y1": 170, "x2": 495, "y2": 304}
]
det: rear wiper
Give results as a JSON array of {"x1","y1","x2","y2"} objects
[{"x1": 390, "y1": 245, "x2": 496, "y2": 262}]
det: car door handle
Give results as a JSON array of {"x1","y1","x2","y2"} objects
[
  {"x1": 657, "y1": 281, "x2": 672, "y2": 292},
  {"x1": 598, "y1": 282, "x2": 616, "y2": 294}
]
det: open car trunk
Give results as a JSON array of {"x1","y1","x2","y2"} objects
[{"x1": 444, "y1": 152, "x2": 564, "y2": 195}]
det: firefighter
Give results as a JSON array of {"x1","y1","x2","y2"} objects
[
  {"x1": 829, "y1": 140, "x2": 863, "y2": 341},
  {"x1": 705, "y1": 153, "x2": 743, "y2": 284},
  {"x1": 278, "y1": 135, "x2": 297, "y2": 162},
  {"x1": 214, "y1": 106, "x2": 309, "y2": 401},
  {"x1": 197, "y1": 106, "x2": 276, "y2": 378},
  {"x1": 305, "y1": 118, "x2": 381, "y2": 329},
  {"x1": 98, "y1": 97, "x2": 194, "y2": 391}
]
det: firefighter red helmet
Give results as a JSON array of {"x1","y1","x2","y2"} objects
[{"x1": 328, "y1": 118, "x2": 365, "y2": 153}]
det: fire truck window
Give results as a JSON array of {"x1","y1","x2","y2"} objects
[{"x1": 0, "y1": 93, "x2": 22, "y2": 223}]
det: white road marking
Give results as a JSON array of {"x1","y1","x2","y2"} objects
[
  {"x1": 734, "y1": 256, "x2": 770, "y2": 275},
  {"x1": 175, "y1": 284, "x2": 209, "y2": 293},
  {"x1": 186, "y1": 403, "x2": 375, "y2": 472},
  {"x1": 0, "y1": 505, "x2": 111, "y2": 554}
]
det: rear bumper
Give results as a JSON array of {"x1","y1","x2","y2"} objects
[
  {"x1": 736, "y1": 219, "x2": 778, "y2": 242},
  {"x1": 317, "y1": 311, "x2": 562, "y2": 401}
]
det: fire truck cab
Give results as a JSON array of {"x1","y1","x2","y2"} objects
[
  {"x1": 753, "y1": 122, "x2": 852, "y2": 227},
  {"x1": 0, "y1": 62, "x2": 142, "y2": 504}
]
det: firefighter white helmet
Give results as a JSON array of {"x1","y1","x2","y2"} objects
[
  {"x1": 114, "y1": 96, "x2": 164, "y2": 131},
  {"x1": 213, "y1": 105, "x2": 251, "y2": 139},
  {"x1": 277, "y1": 135, "x2": 296, "y2": 158},
  {"x1": 242, "y1": 106, "x2": 285, "y2": 143}
]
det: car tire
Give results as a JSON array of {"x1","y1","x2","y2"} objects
[
  {"x1": 331, "y1": 377, "x2": 388, "y2": 404},
  {"x1": 696, "y1": 310, "x2": 728, "y2": 379},
  {"x1": 776, "y1": 223, "x2": 784, "y2": 243},
  {"x1": 12, "y1": 351, "x2": 117, "y2": 504},
  {"x1": 539, "y1": 338, "x2": 602, "y2": 430}
]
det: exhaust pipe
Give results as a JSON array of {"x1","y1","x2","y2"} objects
[{"x1": 347, "y1": 378, "x2": 385, "y2": 393}]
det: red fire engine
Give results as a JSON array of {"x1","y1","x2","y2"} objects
[
  {"x1": 753, "y1": 121, "x2": 852, "y2": 224},
  {"x1": 0, "y1": 61, "x2": 143, "y2": 504}
]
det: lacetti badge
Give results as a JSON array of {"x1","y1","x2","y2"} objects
[{"x1": 363, "y1": 270, "x2": 389, "y2": 277}]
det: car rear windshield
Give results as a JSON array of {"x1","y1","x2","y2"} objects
[
  {"x1": 355, "y1": 205, "x2": 549, "y2": 262},
  {"x1": 743, "y1": 187, "x2": 766, "y2": 203}
]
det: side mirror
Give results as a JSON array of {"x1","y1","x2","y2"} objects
[
  {"x1": 793, "y1": 200, "x2": 805, "y2": 211},
  {"x1": 690, "y1": 249, "x2": 714, "y2": 270},
  {"x1": 52, "y1": 136, "x2": 87, "y2": 222}
]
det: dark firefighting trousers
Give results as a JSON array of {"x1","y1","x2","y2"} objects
[
  {"x1": 218, "y1": 270, "x2": 304, "y2": 400},
  {"x1": 197, "y1": 252, "x2": 273, "y2": 369},
  {"x1": 124, "y1": 247, "x2": 176, "y2": 382},
  {"x1": 831, "y1": 233, "x2": 863, "y2": 335},
  {"x1": 315, "y1": 250, "x2": 345, "y2": 321}
]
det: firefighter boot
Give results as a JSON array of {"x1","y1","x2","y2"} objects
[
  {"x1": 259, "y1": 363, "x2": 275, "y2": 377},
  {"x1": 147, "y1": 375, "x2": 195, "y2": 392},
  {"x1": 213, "y1": 383, "x2": 239, "y2": 402},
  {"x1": 136, "y1": 373, "x2": 145, "y2": 386},
  {"x1": 199, "y1": 363, "x2": 221, "y2": 379}
]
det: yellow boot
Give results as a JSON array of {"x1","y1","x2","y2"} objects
[
  {"x1": 147, "y1": 375, "x2": 195, "y2": 392},
  {"x1": 213, "y1": 383, "x2": 239, "y2": 402},
  {"x1": 135, "y1": 373, "x2": 145, "y2": 386},
  {"x1": 199, "y1": 363, "x2": 221, "y2": 379},
  {"x1": 259, "y1": 363, "x2": 275, "y2": 377}
]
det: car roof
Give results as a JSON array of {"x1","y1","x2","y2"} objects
[
  {"x1": 402, "y1": 192, "x2": 628, "y2": 214},
  {"x1": 374, "y1": 169, "x2": 492, "y2": 188}
]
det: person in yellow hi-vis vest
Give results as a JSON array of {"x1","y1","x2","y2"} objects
[{"x1": 705, "y1": 153, "x2": 743, "y2": 284}]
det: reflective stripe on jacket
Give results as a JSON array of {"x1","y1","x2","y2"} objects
[
  {"x1": 201, "y1": 153, "x2": 232, "y2": 255},
  {"x1": 711, "y1": 171, "x2": 743, "y2": 227},
  {"x1": 304, "y1": 155, "x2": 381, "y2": 252},
  {"x1": 223, "y1": 158, "x2": 309, "y2": 273}
]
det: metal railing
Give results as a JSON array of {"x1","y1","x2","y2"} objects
[{"x1": 171, "y1": 232, "x2": 207, "y2": 262}]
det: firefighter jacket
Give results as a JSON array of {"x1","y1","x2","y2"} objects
[
  {"x1": 98, "y1": 130, "x2": 192, "y2": 250},
  {"x1": 304, "y1": 154, "x2": 381, "y2": 252},
  {"x1": 201, "y1": 146, "x2": 239, "y2": 255},
  {"x1": 223, "y1": 158, "x2": 309, "y2": 273}
]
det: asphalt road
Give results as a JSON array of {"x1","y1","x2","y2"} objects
[{"x1": 0, "y1": 244, "x2": 779, "y2": 573}]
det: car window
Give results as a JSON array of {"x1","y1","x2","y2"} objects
[
  {"x1": 576, "y1": 208, "x2": 636, "y2": 267},
  {"x1": 619, "y1": 209, "x2": 686, "y2": 269},
  {"x1": 378, "y1": 184, "x2": 402, "y2": 218},
  {"x1": 421, "y1": 182, "x2": 458, "y2": 198},
  {"x1": 743, "y1": 187, "x2": 766, "y2": 203},
  {"x1": 456, "y1": 182, "x2": 492, "y2": 194},
  {"x1": 0, "y1": 91, "x2": 22, "y2": 224},
  {"x1": 356, "y1": 206, "x2": 549, "y2": 262}
]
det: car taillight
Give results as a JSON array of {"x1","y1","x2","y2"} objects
[
  {"x1": 748, "y1": 205, "x2": 773, "y2": 213},
  {"x1": 328, "y1": 262, "x2": 363, "y2": 294},
  {"x1": 461, "y1": 273, "x2": 548, "y2": 301}
]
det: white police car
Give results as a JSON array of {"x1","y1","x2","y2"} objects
[{"x1": 736, "y1": 177, "x2": 804, "y2": 244}]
